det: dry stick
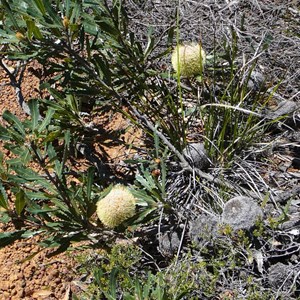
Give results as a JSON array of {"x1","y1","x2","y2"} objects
[
  {"x1": 126, "y1": 102, "x2": 246, "y2": 194},
  {"x1": 128, "y1": 101, "x2": 300, "y2": 203}
]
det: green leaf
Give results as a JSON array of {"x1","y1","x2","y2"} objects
[
  {"x1": 28, "y1": 99, "x2": 40, "y2": 130},
  {"x1": 0, "y1": 230, "x2": 26, "y2": 248},
  {"x1": 12, "y1": 167, "x2": 44, "y2": 181},
  {"x1": 7, "y1": 51, "x2": 39, "y2": 60},
  {"x1": 22, "y1": 147, "x2": 31, "y2": 164},
  {"x1": 0, "y1": 183, "x2": 9, "y2": 210},
  {"x1": 92, "y1": 53, "x2": 111, "y2": 83},
  {"x1": 26, "y1": 19, "x2": 35, "y2": 40},
  {"x1": 144, "y1": 35, "x2": 155, "y2": 59},
  {"x1": 125, "y1": 206, "x2": 157, "y2": 227},
  {"x1": 108, "y1": 268, "x2": 119, "y2": 299},
  {"x1": 15, "y1": 189, "x2": 27, "y2": 215},
  {"x1": 42, "y1": 0, "x2": 63, "y2": 27},
  {"x1": 98, "y1": 20, "x2": 119, "y2": 36},
  {"x1": 2, "y1": 110, "x2": 26, "y2": 137},
  {"x1": 0, "y1": 126, "x2": 11, "y2": 141},
  {"x1": 0, "y1": 211, "x2": 11, "y2": 223},
  {"x1": 32, "y1": 0, "x2": 46, "y2": 15},
  {"x1": 65, "y1": 0, "x2": 71, "y2": 17},
  {"x1": 1, "y1": 0, "x2": 21, "y2": 32},
  {"x1": 27, "y1": 206, "x2": 57, "y2": 214},
  {"x1": 38, "y1": 108, "x2": 55, "y2": 133}
]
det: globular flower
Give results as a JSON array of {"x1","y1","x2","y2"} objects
[
  {"x1": 96, "y1": 185, "x2": 136, "y2": 228},
  {"x1": 171, "y1": 43, "x2": 206, "y2": 77}
]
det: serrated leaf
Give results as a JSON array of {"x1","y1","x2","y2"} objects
[
  {"x1": 0, "y1": 126, "x2": 12, "y2": 141},
  {"x1": 15, "y1": 189, "x2": 27, "y2": 215},
  {"x1": 0, "y1": 230, "x2": 26, "y2": 248},
  {"x1": 0, "y1": 182, "x2": 9, "y2": 210},
  {"x1": 12, "y1": 167, "x2": 44, "y2": 181},
  {"x1": 38, "y1": 108, "x2": 55, "y2": 133},
  {"x1": 28, "y1": 99, "x2": 40, "y2": 129},
  {"x1": 2, "y1": 110, "x2": 26, "y2": 137}
]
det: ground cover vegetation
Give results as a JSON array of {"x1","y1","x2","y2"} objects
[{"x1": 0, "y1": 0, "x2": 299, "y2": 299}]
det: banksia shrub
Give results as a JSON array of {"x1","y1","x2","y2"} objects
[
  {"x1": 171, "y1": 43, "x2": 206, "y2": 77},
  {"x1": 96, "y1": 185, "x2": 136, "y2": 228}
]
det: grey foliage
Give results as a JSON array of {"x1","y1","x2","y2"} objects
[
  {"x1": 247, "y1": 71, "x2": 266, "y2": 91},
  {"x1": 268, "y1": 263, "x2": 298, "y2": 291},
  {"x1": 221, "y1": 196, "x2": 263, "y2": 230},
  {"x1": 189, "y1": 214, "x2": 220, "y2": 246},
  {"x1": 159, "y1": 231, "x2": 181, "y2": 258}
]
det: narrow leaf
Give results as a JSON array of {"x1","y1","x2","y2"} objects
[
  {"x1": 2, "y1": 110, "x2": 26, "y2": 137},
  {"x1": 0, "y1": 230, "x2": 26, "y2": 248},
  {"x1": 15, "y1": 189, "x2": 27, "y2": 215},
  {"x1": 0, "y1": 183, "x2": 9, "y2": 210},
  {"x1": 32, "y1": 0, "x2": 46, "y2": 15},
  {"x1": 38, "y1": 108, "x2": 55, "y2": 133},
  {"x1": 28, "y1": 99, "x2": 40, "y2": 129}
]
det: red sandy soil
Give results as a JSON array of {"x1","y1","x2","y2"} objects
[{"x1": 0, "y1": 59, "x2": 142, "y2": 299}]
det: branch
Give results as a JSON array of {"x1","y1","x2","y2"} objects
[{"x1": 126, "y1": 101, "x2": 246, "y2": 193}]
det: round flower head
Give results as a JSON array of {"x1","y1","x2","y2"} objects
[
  {"x1": 96, "y1": 185, "x2": 136, "y2": 228},
  {"x1": 171, "y1": 43, "x2": 206, "y2": 77}
]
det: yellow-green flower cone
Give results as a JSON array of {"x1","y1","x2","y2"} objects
[
  {"x1": 96, "y1": 185, "x2": 136, "y2": 228},
  {"x1": 171, "y1": 43, "x2": 206, "y2": 77}
]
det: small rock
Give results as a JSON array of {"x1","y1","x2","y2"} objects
[
  {"x1": 221, "y1": 196, "x2": 263, "y2": 230},
  {"x1": 16, "y1": 288, "x2": 25, "y2": 299},
  {"x1": 183, "y1": 143, "x2": 210, "y2": 170},
  {"x1": 49, "y1": 269, "x2": 59, "y2": 279}
]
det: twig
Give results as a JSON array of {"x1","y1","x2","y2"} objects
[{"x1": 127, "y1": 102, "x2": 245, "y2": 193}]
